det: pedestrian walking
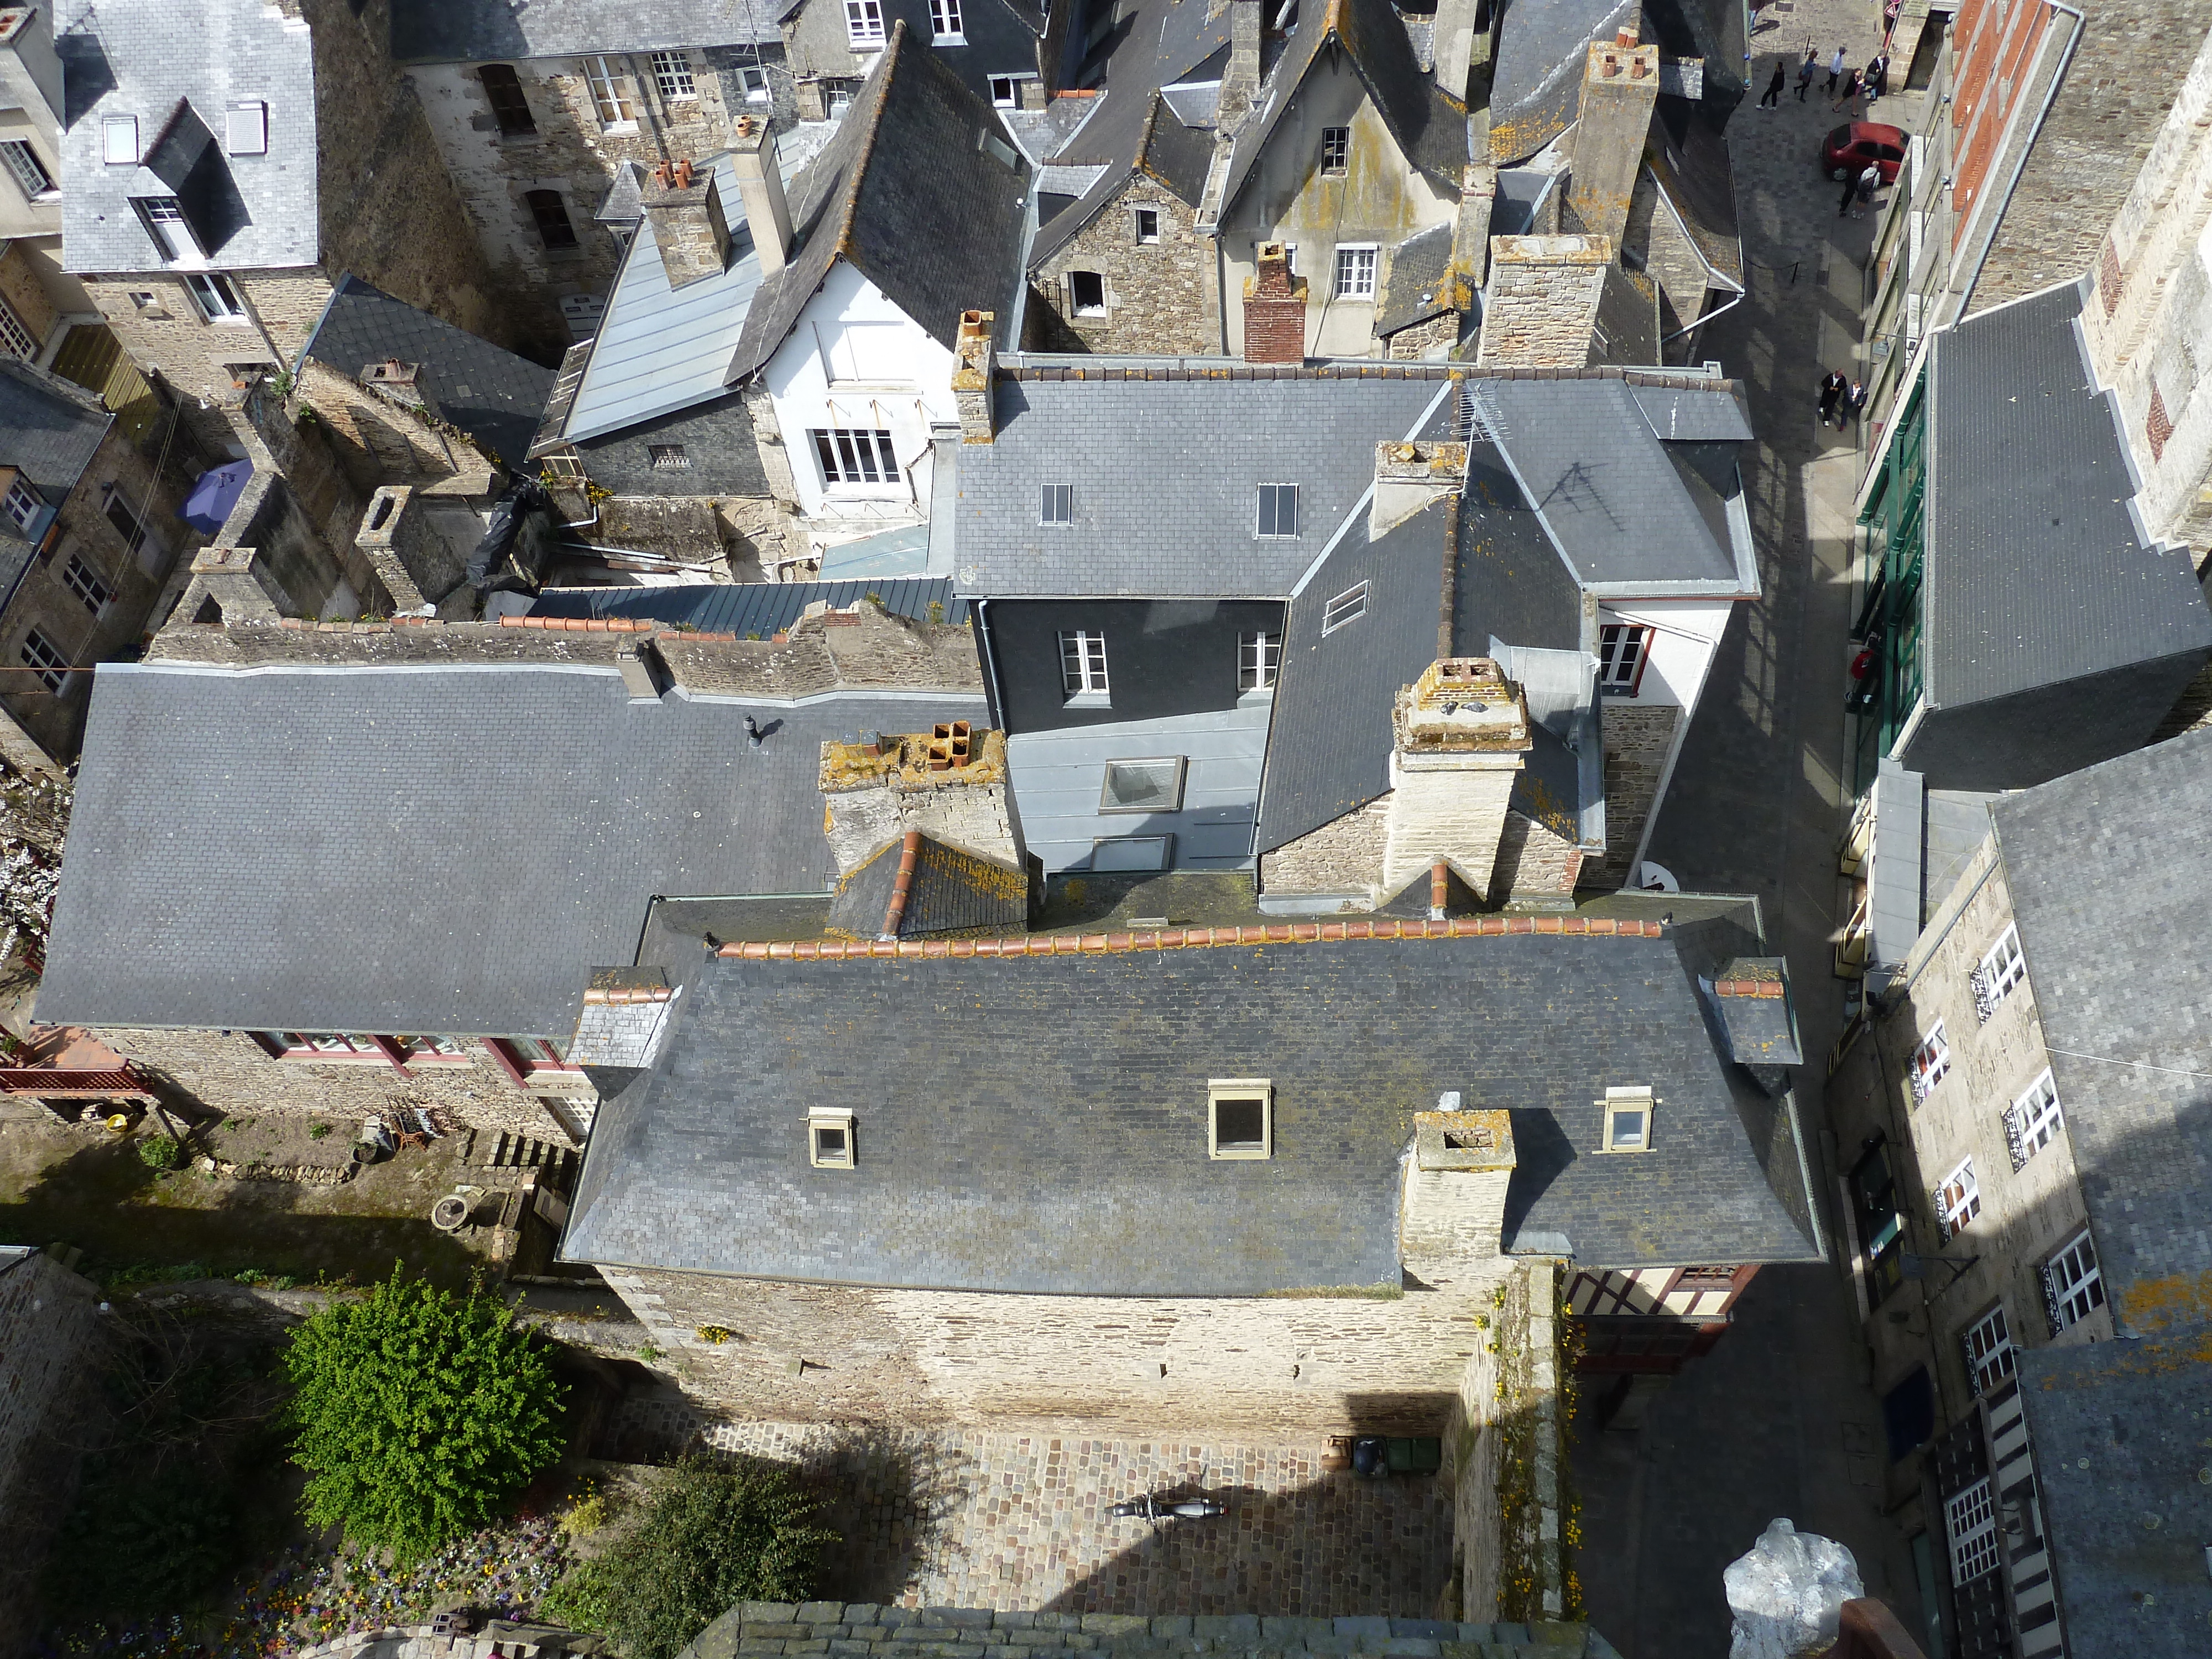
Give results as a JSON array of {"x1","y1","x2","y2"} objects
[
  {"x1": 1819, "y1": 371, "x2": 1848, "y2": 424},
  {"x1": 1853, "y1": 161, "x2": 1881, "y2": 217},
  {"x1": 1839, "y1": 379, "x2": 1869, "y2": 430},
  {"x1": 1867, "y1": 52, "x2": 1891, "y2": 100},
  {"x1": 1838, "y1": 169, "x2": 1860, "y2": 217},
  {"x1": 1760, "y1": 61, "x2": 1786, "y2": 107},
  {"x1": 1832, "y1": 68, "x2": 1862, "y2": 112},
  {"x1": 1826, "y1": 46, "x2": 1846, "y2": 95},
  {"x1": 1797, "y1": 50, "x2": 1817, "y2": 100}
]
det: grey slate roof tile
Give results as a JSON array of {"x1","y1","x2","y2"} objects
[
  {"x1": 1924, "y1": 280, "x2": 2212, "y2": 711},
  {"x1": 0, "y1": 358, "x2": 113, "y2": 494},
  {"x1": 59, "y1": 0, "x2": 320, "y2": 274},
  {"x1": 301, "y1": 276, "x2": 554, "y2": 474},
  {"x1": 390, "y1": 0, "x2": 783, "y2": 59},
  {"x1": 563, "y1": 926, "x2": 1820, "y2": 1292},
  {"x1": 38, "y1": 662, "x2": 985, "y2": 1039},
  {"x1": 1489, "y1": 0, "x2": 1636, "y2": 165},
  {"x1": 529, "y1": 578, "x2": 968, "y2": 636},
  {"x1": 1375, "y1": 223, "x2": 1455, "y2": 338}
]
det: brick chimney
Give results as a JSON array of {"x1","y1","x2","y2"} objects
[
  {"x1": 1244, "y1": 242, "x2": 1307, "y2": 364},
  {"x1": 1474, "y1": 235, "x2": 1611, "y2": 368},
  {"x1": 639, "y1": 157, "x2": 731, "y2": 290},
  {"x1": 1218, "y1": 0, "x2": 1263, "y2": 126},
  {"x1": 819, "y1": 723, "x2": 1027, "y2": 877},
  {"x1": 1566, "y1": 34, "x2": 1660, "y2": 249},
  {"x1": 729, "y1": 117, "x2": 792, "y2": 278},
  {"x1": 1402, "y1": 1101, "x2": 1518, "y2": 1271},
  {"x1": 1380, "y1": 659, "x2": 1533, "y2": 902},
  {"x1": 952, "y1": 310, "x2": 996, "y2": 444}
]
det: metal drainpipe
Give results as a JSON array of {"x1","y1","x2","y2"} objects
[
  {"x1": 628, "y1": 54, "x2": 673, "y2": 166},
  {"x1": 1953, "y1": 1, "x2": 2084, "y2": 319}
]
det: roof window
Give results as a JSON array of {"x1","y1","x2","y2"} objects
[
  {"x1": 808, "y1": 1107, "x2": 855, "y2": 1168},
  {"x1": 102, "y1": 116, "x2": 138, "y2": 165},
  {"x1": 1256, "y1": 482, "x2": 1298, "y2": 538},
  {"x1": 226, "y1": 102, "x2": 268, "y2": 156},
  {"x1": 1321, "y1": 580, "x2": 1368, "y2": 634},
  {"x1": 1600, "y1": 1087, "x2": 1653, "y2": 1152},
  {"x1": 1208, "y1": 1079, "x2": 1272, "y2": 1160}
]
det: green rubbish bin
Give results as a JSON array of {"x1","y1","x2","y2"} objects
[{"x1": 1385, "y1": 1436, "x2": 1443, "y2": 1474}]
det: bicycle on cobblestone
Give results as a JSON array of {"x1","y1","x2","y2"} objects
[{"x1": 1105, "y1": 1492, "x2": 1225, "y2": 1523}]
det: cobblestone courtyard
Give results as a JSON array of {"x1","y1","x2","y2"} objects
[{"x1": 606, "y1": 1396, "x2": 1454, "y2": 1616}]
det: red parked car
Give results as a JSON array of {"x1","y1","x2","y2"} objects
[{"x1": 1822, "y1": 122, "x2": 1907, "y2": 183}]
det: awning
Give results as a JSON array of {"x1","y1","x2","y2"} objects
[{"x1": 180, "y1": 460, "x2": 252, "y2": 535}]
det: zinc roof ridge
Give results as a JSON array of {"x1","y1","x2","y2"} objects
[{"x1": 718, "y1": 914, "x2": 1665, "y2": 959}]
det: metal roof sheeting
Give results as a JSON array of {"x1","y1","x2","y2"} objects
[{"x1": 528, "y1": 579, "x2": 968, "y2": 637}]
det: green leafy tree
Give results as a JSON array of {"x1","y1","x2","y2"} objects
[
  {"x1": 282, "y1": 1265, "x2": 566, "y2": 1557},
  {"x1": 544, "y1": 1458, "x2": 837, "y2": 1658}
]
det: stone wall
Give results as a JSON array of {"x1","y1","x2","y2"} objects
[
  {"x1": 0, "y1": 240, "x2": 60, "y2": 347},
  {"x1": 1259, "y1": 797, "x2": 1391, "y2": 901},
  {"x1": 0, "y1": 1250, "x2": 102, "y2": 1638},
  {"x1": 83, "y1": 274, "x2": 295, "y2": 412},
  {"x1": 296, "y1": 360, "x2": 498, "y2": 492},
  {"x1": 1490, "y1": 811, "x2": 1582, "y2": 906},
  {"x1": 600, "y1": 1256, "x2": 1514, "y2": 1437},
  {"x1": 1029, "y1": 179, "x2": 1217, "y2": 356},
  {"x1": 1382, "y1": 759, "x2": 1520, "y2": 901},
  {"x1": 1384, "y1": 311, "x2": 1462, "y2": 361},
  {"x1": 1473, "y1": 239, "x2": 1609, "y2": 369},
  {"x1": 1593, "y1": 703, "x2": 1676, "y2": 889},
  {"x1": 87, "y1": 1027, "x2": 586, "y2": 1142}
]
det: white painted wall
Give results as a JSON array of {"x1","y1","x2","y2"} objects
[
  {"x1": 1599, "y1": 598, "x2": 1731, "y2": 712},
  {"x1": 763, "y1": 258, "x2": 959, "y2": 531}
]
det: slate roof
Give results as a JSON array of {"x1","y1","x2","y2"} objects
[
  {"x1": 1375, "y1": 223, "x2": 1456, "y2": 338},
  {"x1": 1474, "y1": 377, "x2": 1756, "y2": 594},
  {"x1": 1646, "y1": 98, "x2": 1744, "y2": 292},
  {"x1": 1032, "y1": 92, "x2": 1213, "y2": 265},
  {"x1": 563, "y1": 925, "x2": 1820, "y2": 1292},
  {"x1": 825, "y1": 832, "x2": 1029, "y2": 940},
  {"x1": 954, "y1": 372, "x2": 1458, "y2": 597},
  {"x1": 0, "y1": 358, "x2": 113, "y2": 496},
  {"x1": 1215, "y1": 0, "x2": 1468, "y2": 221},
  {"x1": 727, "y1": 25, "x2": 1030, "y2": 385},
  {"x1": 300, "y1": 277, "x2": 554, "y2": 474},
  {"x1": 529, "y1": 579, "x2": 969, "y2": 635},
  {"x1": 1988, "y1": 727, "x2": 2212, "y2": 1325},
  {"x1": 1923, "y1": 280, "x2": 2212, "y2": 711},
  {"x1": 389, "y1": 0, "x2": 783, "y2": 59},
  {"x1": 1489, "y1": 0, "x2": 1636, "y2": 164},
  {"x1": 2015, "y1": 1332, "x2": 2212, "y2": 1657},
  {"x1": 38, "y1": 660, "x2": 986, "y2": 1039},
  {"x1": 1255, "y1": 497, "x2": 1453, "y2": 853},
  {"x1": 58, "y1": 0, "x2": 319, "y2": 274}
]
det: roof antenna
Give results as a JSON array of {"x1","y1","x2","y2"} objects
[{"x1": 744, "y1": 714, "x2": 764, "y2": 749}]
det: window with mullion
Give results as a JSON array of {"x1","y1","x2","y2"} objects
[
  {"x1": 1961, "y1": 1303, "x2": 2013, "y2": 1395},
  {"x1": 1333, "y1": 245, "x2": 1376, "y2": 300},
  {"x1": 846, "y1": 0, "x2": 886, "y2": 45},
  {"x1": 1058, "y1": 629, "x2": 1108, "y2": 697},
  {"x1": 0, "y1": 139, "x2": 53, "y2": 201},
  {"x1": 1933, "y1": 1154, "x2": 1979, "y2": 1241},
  {"x1": 812, "y1": 427, "x2": 898, "y2": 486},
  {"x1": 2046, "y1": 1228, "x2": 2104, "y2": 1330},
  {"x1": 1256, "y1": 482, "x2": 1298, "y2": 538},
  {"x1": 60, "y1": 555, "x2": 110, "y2": 615},
  {"x1": 931, "y1": 0, "x2": 964, "y2": 38},
  {"x1": 1238, "y1": 630, "x2": 1280, "y2": 691},
  {"x1": 583, "y1": 56, "x2": 637, "y2": 126},
  {"x1": 651, "y1": 51, "x2": 696, "y2": 100},
  {"x1": 2008, "y1": 1069, "x2": 2064, "y2": 1166}
]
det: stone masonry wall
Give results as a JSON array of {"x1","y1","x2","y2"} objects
[
  {"x1": 1385, "y1": 311, "x2": 1462, "y2": 361},
  {"x1": 1473, "y1": 241, "x2": 1608, "y2": 369},
  {"x1": 1029, "y1": 179, "x2": 1217, "y2": 356},
  {"x1": 0, "y1": 1251, "x2": 102, "y2": 1636},
  {"x1": 1593, "y1": 703, "x2": 1676, "y2": 889},
  {"x1": 1258, "y1": 797, "x2": 1391, "y2": 902},
  {"x1": 1382, "y1": 764, "x2": 1519, "y2": 901},
  {"x1": 1490, "y1": 811, "x2": 1580, "y2": 906},
  {"x1": 601, "y1": 1259, "x2": 1514, "y2": 1438},
  {"x1": 0, "y1": 241, "x2": 60, "y2": 347},
  {"x1": 84, "y1": 273, "x2": 296, "y2": 410},
  {"x1": 87, "y1": 1027, "x2": 585, "y2": 1142}
]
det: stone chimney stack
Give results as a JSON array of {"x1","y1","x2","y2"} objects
[
  {"x1": 1380, "y1": 659, "x2": 1533, "y2": 901},
  {"x1": 1452, "y1": 164, "x2": 1497, "y2": 289},
  {"x1": 952, "y1": 310, "x2": 997, "y2": 444},
  {"x1": 1474, "y1": 235, "x2": 1611, "y2": 367},
  {"x1": 1566, "y1": 32, "x2": 1660, "y2": 251},
  {"x1": 1432, "y1": 0, "x2": 1479, "y2": 103},
  {"x1": 1244, "y1": 242, "x2": 1307, "y2": 364},
  {"x1": 1402, "y1": 1103, "x2": 1519, "y2": 1272},
  {"x1": 1218, "y1": 0, "x2": 1264, "y2": 126},
  {"x1": 639, "y1": 157, "x2": 731, "y2": 290},
  {"x1": 729, "y1": 117, "x2": 793, "y2": 278},
  {"x1": 819, "y1": 723, "x2": 1027, "y2": 877}
]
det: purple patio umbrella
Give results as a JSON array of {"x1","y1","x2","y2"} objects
[{"x1": 180, "y1": 459, "x2": 253, "y2": 535}]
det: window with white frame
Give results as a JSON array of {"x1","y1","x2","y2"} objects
[
  {"x1": 1908, "y1": 1021, "x2": 1949, "y2": 1103},
  {"x1": 811, "y1": 427, "x2": 899, "y2": 487},
  {"x1": 1059, "y1": 629, "x2": 1108, "y2": 698},
  {"x1": 1238, "y1": 630, "x2": 1280, "y2": 691},
  {"x1": 1322, "y1": 580, "x2": 1369, "y2": 634},
  {"x1": 1208, "y1": 1079, "x2": 1272, "y2": 1159},
  {"x1": 2, "y1": 478, "x2": 40, "y2": 533},
  {"x1": 265, "y1": 1032, "x2": 385, "y2": 1060},
  {"x1": 1933, "y1": 1154, "x2": 1979, "y2": 1241},
  {"x1": 102, "y1": 116, "x2": 138, "y2": 166},
  {"x1": 1099, "y1": 757, "x2": 1185, "y2": 813},
  {"x1": 1601, "y1": 1087, "x2": 1655, "y2": 1152},
  {"x1": 847, "y1": 0, "x2": 886, "y2": 46},
  {"x1": 1133, "y1": 206, "x2": 1160, "y2": 243},
  {"x1": 2046, "y1": 1228, "x2": 2104, "y2": 1331},
  {"x1": 0, "y1": 140, "x2": 54, "y2": 202},
  {"x1": 1944, "y1": 1479, "x2": 2001, "y2": 1584},
  {"x1": 2007, "y1": 1069, "x2": 2065, "y2": 1168},
  {"x1": 583, "y1": 56, "x2": 637, "y2": 127},
  {"x1": 0, "y1": 298, "x2": 33, "y2": 359},
  {"x1": 1069, "y1": 270, "x2": 1107, "y2": 316},
  {"x1": 1962, "y1": 1303, "x2": 2014, "y2": 1396},
  {"x1": 139, "y1": 196, "x2": 195, "y2": 263},
  {"x1": 989, "y1": 75, "x2": 1020, "y2": 107},
  {"x1": 931, "y1": 0, "x2": 964, "y2": 39},
  {"x1": 1972, "y1": 923, "x2": 2027, "y2": 1022},
  {"x1": 1333, "y1": 244, "x2": 1378, "y2": 300},
  {"x1": 184, "y1": 272, "x2": 248, "y2": 322},
  {"x1": 60, "y1": 555, "x2": 110, "y2": 615},
  {"x1": 809, "y1": 1108, "x2": 856, "y2": 1168},
  {"x1": 650, "y1": 51, "x2": 696, "y2": 100},
  {"x1": 19, "y1": 629, "x2": 65, "y2": 693},
  {"x1": 1319, "y1": 126, "x2": 1349, "y2": 175},
  {"x1": 827, "y1": 83, "x2": 855, "y2": 120},
  {"x1": 1597, "y1": 622, "x2": 1652, "y2": 695},
  {"x1": 738, "y1": 64, "x2": 771, "y2": 102},
  {"x1": 1255, "y1": 482, "x2": 1298, "y2": 538},
  {"x1": 1039, "y1": 483, "x2": 1074, "y2": 526}
]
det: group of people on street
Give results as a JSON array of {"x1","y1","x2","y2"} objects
[
  {"x1": 1759, "y1": 44, "x2": 1891, "y2": 108},
  {"x1": 1818, "y1": 369, "x2": 1868, "y2": 433}
]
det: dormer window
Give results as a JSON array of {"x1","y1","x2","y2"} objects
[
  {"x1": 1601, "y1": 1087, "x2": 1653, "y2": 1152},
  {"x1": 809, "y1": 1108, "x2": 855, "y2": 1168},
  {"x1": 1208, "y1": 1079, "x2": 1272, "y2": 1160},
  {"x1": 138, "y1": 196, "x2": 196, "y2": 263},
  {"x1": 3, "y1": 478, "x2": 40, "y2": 533},
  {"x1": 103, "y1": 116, "x2": 139, "y2": 165}
]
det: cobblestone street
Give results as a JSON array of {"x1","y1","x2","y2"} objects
[{"x1": 605, "y1": 1395, "x2": 1453, "y2": 1615}]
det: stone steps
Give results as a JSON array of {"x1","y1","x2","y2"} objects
[
  {"x1": 484, "y1": 1130, "x2": 578, "y2": 1184},
  {"x1": 684, "y1": 1606, "x2": 1622, "y2": 1659}
]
